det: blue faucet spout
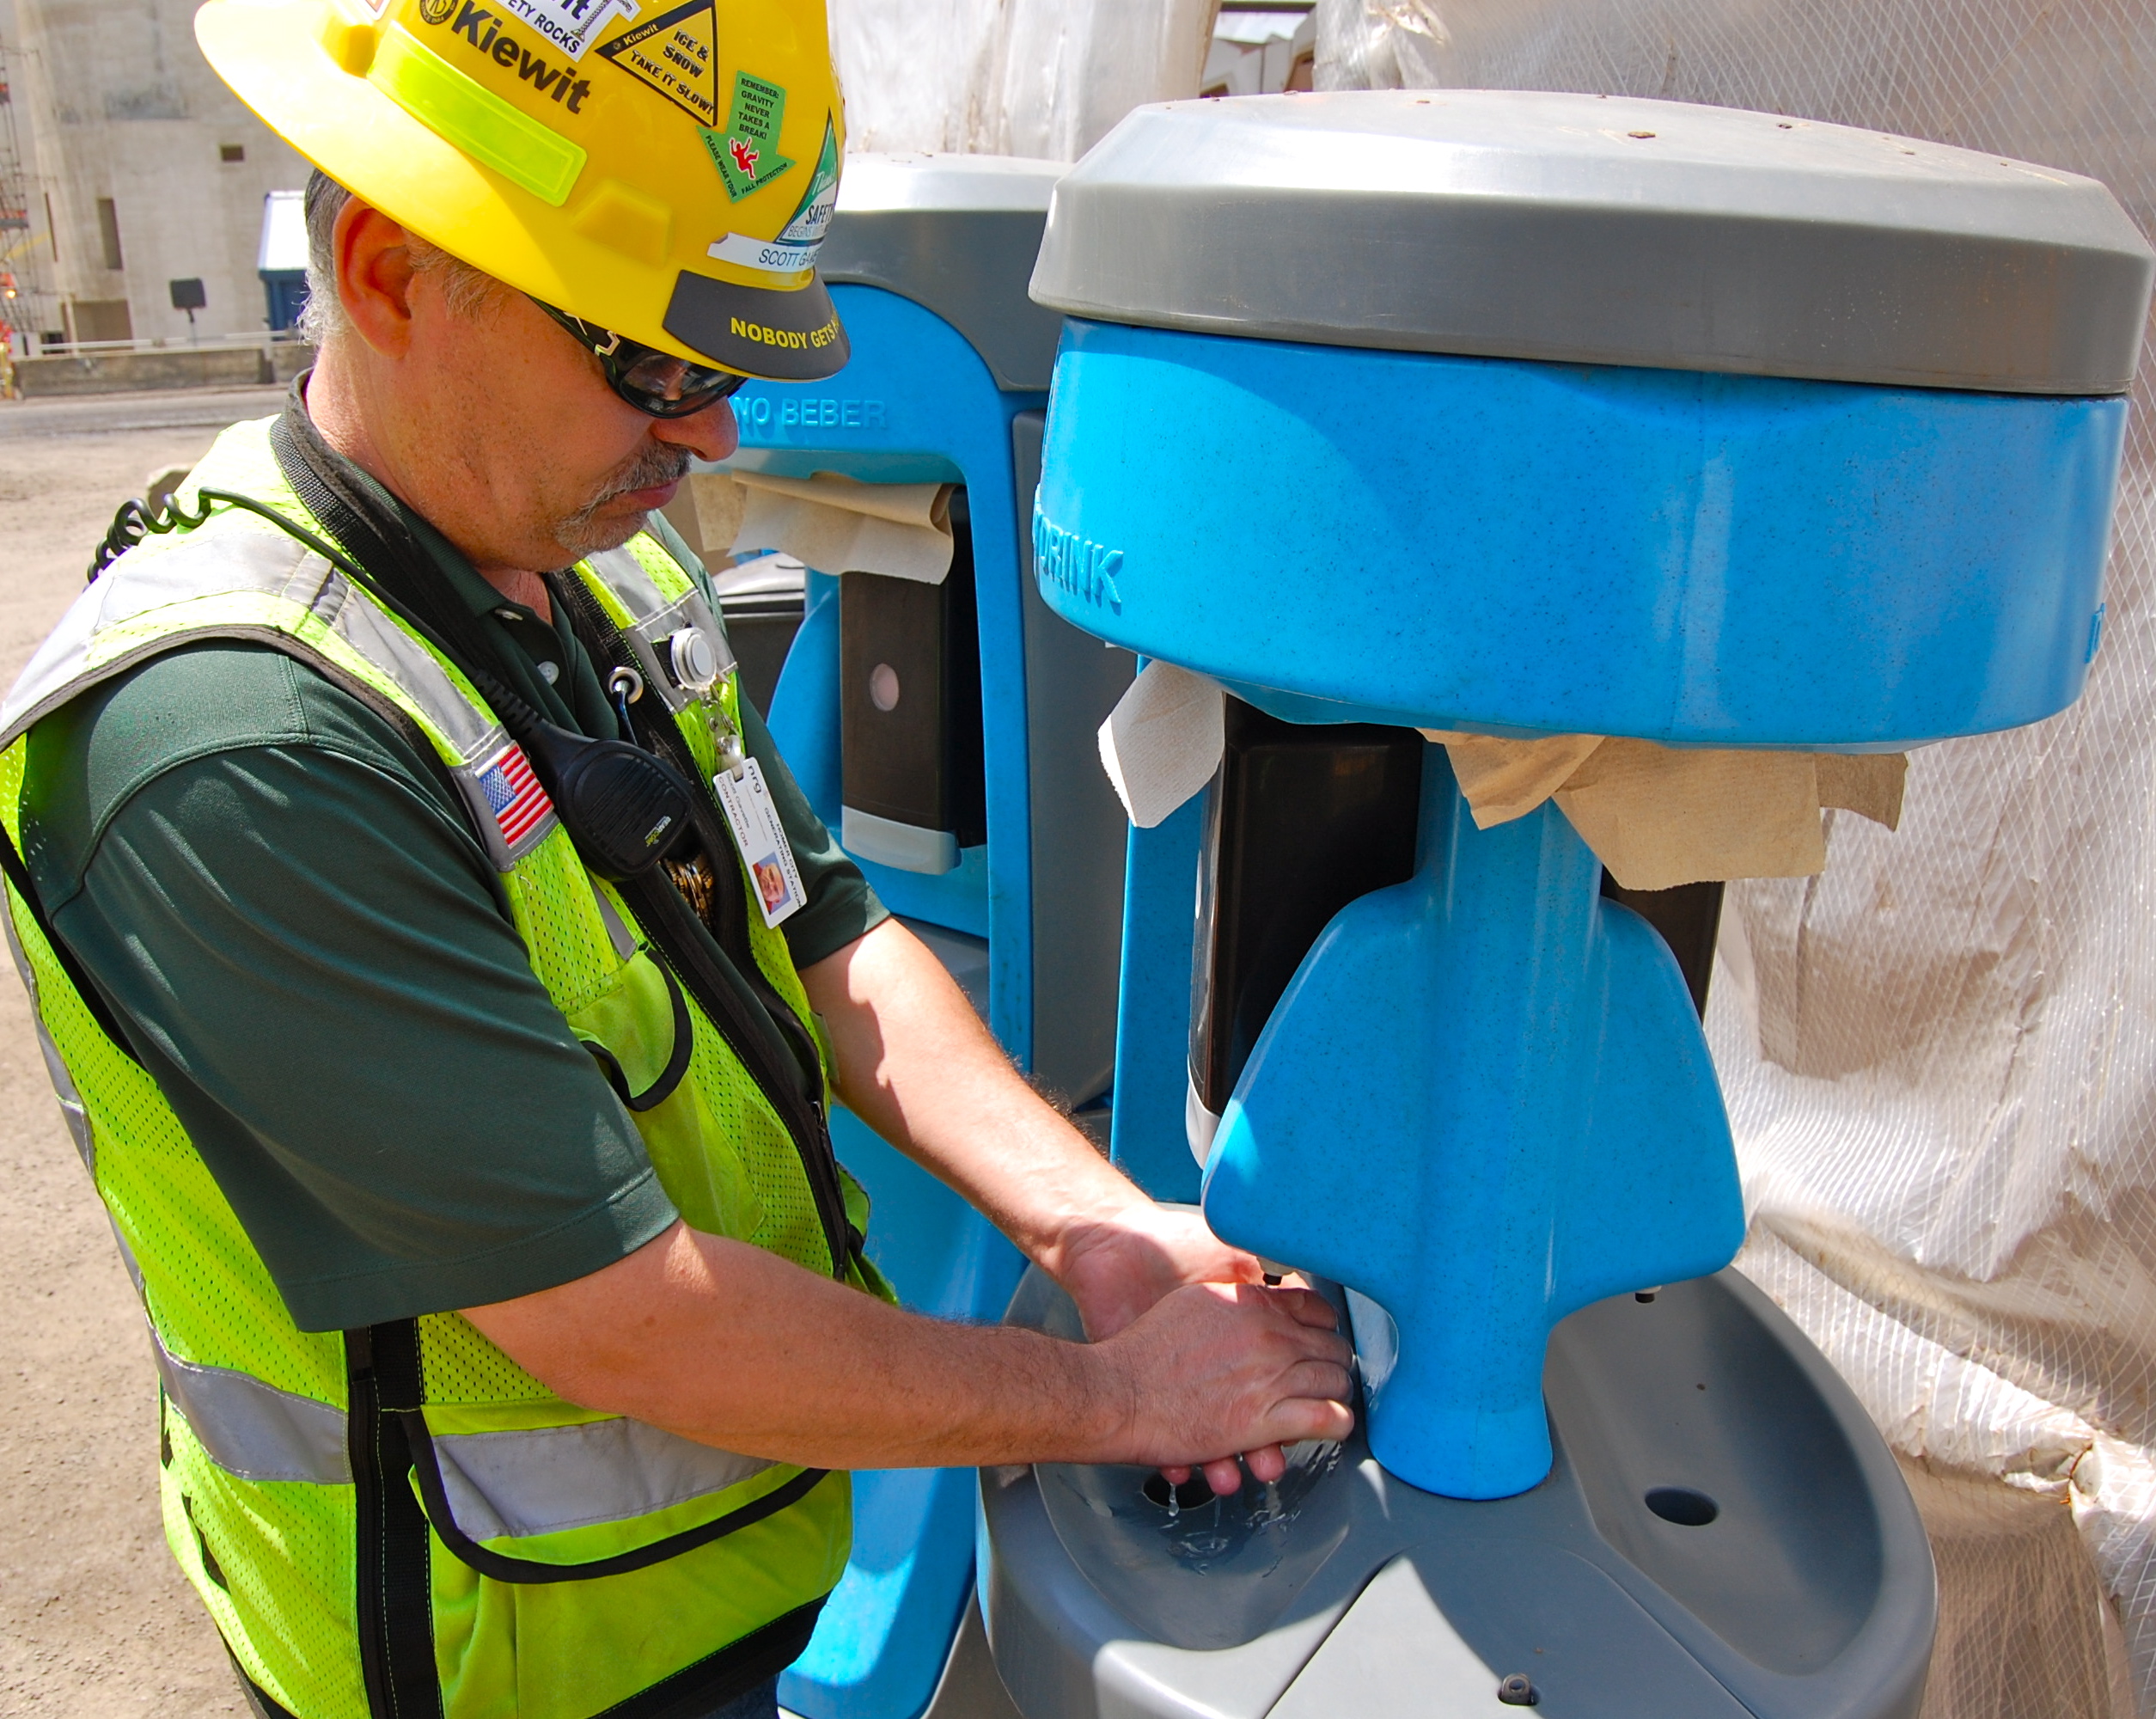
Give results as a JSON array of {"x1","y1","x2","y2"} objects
[{"x1": 1203, "y1": 746, "x2": 1746, "y2": 1498}]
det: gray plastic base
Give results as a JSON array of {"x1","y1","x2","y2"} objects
[{"x1": 981, "y1": 1267, "x2": 1935, "y2": 1719}]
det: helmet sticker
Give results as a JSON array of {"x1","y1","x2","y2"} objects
[
  {"x1": 593, "y1": 0, "x2": 718, "y2": 126},
  {"x1": 426, "y1": 2, "x2": 596, "y2": 108},
  {"x1": 705, "y1": 113, "x2": 835, "y2": 273},
  {"x1": 494, "y1": 0, "x2": 638, "y2": 61},
  {"x1": 776, "y1": 116, "x2": 839, "y2": 244},
  {"x1": 703, "y1": 71, "x2": 795, "y2": 200}
]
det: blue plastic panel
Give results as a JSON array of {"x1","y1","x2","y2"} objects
[
  {"x1": 749, "y1": 285, "x2": 1043, "y2": 1719},
  {"x1": 1105, "y1": 789, "x2": 1205, "y2": 1205},
  {"x1": 782, "y1": 1110, "x2": 1024, "y2": 1719},
  {"x1": 1032, "y1": 319, "x2": 2127, "y2": 747},
  {"x1": 1203, "y1": 748, "x2": 1746, "y2": 1499},
  {"x1": 741, "y1": 284, "x2": 1043, "y2": 1056}
]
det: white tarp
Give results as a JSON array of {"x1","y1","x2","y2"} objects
[
  {"x1": 1309, "y1": 2, "x2": 2156, "y2": 1713},
  {"x1": 828, "y1": 0, "x2": 1220, "y2": 159}
]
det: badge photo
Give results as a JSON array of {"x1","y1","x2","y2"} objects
[{"x1": 713, "y1": 756, "x2": 806, "y2": 928}]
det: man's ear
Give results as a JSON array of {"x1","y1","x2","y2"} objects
[{"x1": 335, "y1": 200, "x2": 420, "y2": 359}]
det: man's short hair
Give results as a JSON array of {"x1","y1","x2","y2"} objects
[{"x1": 298, "y1": 168, "x2": 504, "y2": 345}]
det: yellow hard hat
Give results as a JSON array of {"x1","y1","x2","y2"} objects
[{"x1": 196, "y1": 0, "x2": 850, "y2": 380}]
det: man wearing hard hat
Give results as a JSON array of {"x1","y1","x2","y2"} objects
[{"x1": 0, "y1": 1, "x2": 1354, "y2": 1716}]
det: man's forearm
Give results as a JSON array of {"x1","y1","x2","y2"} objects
[
  {"x1": 802, "y1": 920, "x2": 1149, "y2": 1274},
  {"x1": 464, "y1": 1221, "x2": 1352, "y2": 1472},
  {"x1": 468, "y1": 1224, "x2": 1111, "y2": 1469}
]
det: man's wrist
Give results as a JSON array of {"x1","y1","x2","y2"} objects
[
  {"x1": 1050, "y1": 1327, "x2": 1139, "y2": 1464},
  {"x1": 1029, "y1": 1177, "x2": 1157, "y2": 1285}
]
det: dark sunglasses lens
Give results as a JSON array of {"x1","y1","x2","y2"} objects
[{"x1": 614, "y1": 347, "x2": 746, "y2": 416}]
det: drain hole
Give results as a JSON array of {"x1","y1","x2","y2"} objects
[
  {"x1": 1645, "y1": 1486, "x2": 1719, "y2": 1526},
  {"x1": 1142, "y1": 1472, "x2": 1218, "y2": 1511}
]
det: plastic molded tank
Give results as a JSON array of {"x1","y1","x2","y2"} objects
[
  {"x1": 981, "y1": 89, "x2": 2152, "y2": 1717},
  {"x1": 740, "y1": 155, "x2": 1133, "y2": 1719}
]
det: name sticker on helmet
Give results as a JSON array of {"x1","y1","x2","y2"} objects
[
  {"x1": 594, "y1": 0, "x2": 715, "y2": 125},
  {"x1": 707, "y1": 233, "x2": 819, "y2": 273}
]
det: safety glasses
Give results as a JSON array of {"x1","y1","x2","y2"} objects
[{"x1": 529, "y1": 296, "x2": 748, "y2": 419}]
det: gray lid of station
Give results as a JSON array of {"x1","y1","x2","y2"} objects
[
  {"x1": 821, "y1": 153, "x2": 1066, "y2": 393},
  {"x1": 1029, "y1": 91, "x2": 2154, "y2": 395}
]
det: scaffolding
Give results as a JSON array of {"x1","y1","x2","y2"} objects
[{"x1": 0, "y1": 28, "x2": 52, "y2": 352}]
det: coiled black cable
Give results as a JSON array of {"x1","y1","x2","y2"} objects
[{"x1": 91, "y1": 486, "x2": 361, "y2": 584}]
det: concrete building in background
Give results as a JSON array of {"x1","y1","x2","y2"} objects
[{"x1": 5, "y1": 0, "x2": 308, "y2": 346}]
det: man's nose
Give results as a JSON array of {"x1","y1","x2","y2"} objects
[{"x1": 651, "y1": 398, "x2": 740, "y2": 463}]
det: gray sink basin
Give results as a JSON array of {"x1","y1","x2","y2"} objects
[{"x1": 980, "y1": 1266, "x2": 1934, "y2": 1719}]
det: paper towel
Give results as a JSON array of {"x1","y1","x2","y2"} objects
[
  {"x1": 1423, "y1": 729, "x2": 1908, "y2": 890},
  {"x1": 688, "y1": 472, "x2": 748, "y2": 560},
  {"x1": 1091, "y1": 679, "x2": 1905, "y2": 884},
  {"x1": 1097, "y1": 660, "x2": 1225, "y2": 828},
  {"x1": 726, "y1": 470, "x2": 956, "y2": 584}
]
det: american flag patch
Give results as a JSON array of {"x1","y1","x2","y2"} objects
[{"x1": 475, "y1": 743, "x2": 553, "y2": 849}]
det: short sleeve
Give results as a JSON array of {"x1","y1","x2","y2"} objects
[{"x1": 22, "y1": 644, "x2": 679, "y2": 1332}]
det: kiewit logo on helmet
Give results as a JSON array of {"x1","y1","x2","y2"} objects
[{"x1": 431, "y1": 2, "x2": 595, "y2": 107}]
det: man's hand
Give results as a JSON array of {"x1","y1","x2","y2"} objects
[
  {"x1": 802, "y1": 921, "x2": 1262, "y2": 1338},
  {"x1": 801, "y1": 921, "x2": 1347, "y2": 1492},
  {"x1": 1093, "y1": 1281, "x2": 1353, "y2": 1488},
  {"x1": 1055, "y1": 1201, "x2": 1265, "y2": 1341}
]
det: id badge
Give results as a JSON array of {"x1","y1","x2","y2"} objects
[{"x1": 713, "y1": 757, "x2": 807, "y2": 929}]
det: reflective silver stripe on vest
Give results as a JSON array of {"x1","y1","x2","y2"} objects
[
  {"x1": 150, "y1": 1321, "x2": 351, "y2": 1485},
  {"x1": 430, "y1": 1416, "x2": 772, "y2": 1542},
  {"x1": 0, "y1": 902, "x2": 94, "y2": 1172},
  {"x1": 0, "y1": 517, "x2": 558, "y2": 870},
  {"x1": 584, "y1": 547, "x2": 733, "y2": 718},
  {"x1": 586, "y1": 545, "x2": 670, "y2": 620}
]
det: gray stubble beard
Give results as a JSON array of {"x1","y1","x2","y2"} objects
[{"x1": 553, "y1": 442, "x2": 694, "y2": 560}]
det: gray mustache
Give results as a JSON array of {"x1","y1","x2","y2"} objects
[{"x1": 595, "y1": 444, "x2": 693, "y2": 505}]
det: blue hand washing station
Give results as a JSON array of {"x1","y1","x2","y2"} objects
[
  {"x1": 979, "y1": 93, "x2": 2153, "y2": 1717},
  {"x1": 718, "y1": 156, "x2": 1133, "y2": 1719}
]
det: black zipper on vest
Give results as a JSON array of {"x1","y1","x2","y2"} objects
[{"x1": 345, "y1": 1323, "x2": 444, "y2": 1719}]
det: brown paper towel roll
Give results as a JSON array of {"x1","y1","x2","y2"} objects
[
  {"x1": 1422, "y1": 730, "x2": 1907, "y2": 890},
  {"x1": 724, "y1": 469, "x2": 956, "y2": 584},
  {"x1": 688, "y1": 472, "x2": 748, "y2": 558}
]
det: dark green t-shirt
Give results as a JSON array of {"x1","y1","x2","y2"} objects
[{"x1": 21, "y1": 497, "x2": 884, "y2": 1334}]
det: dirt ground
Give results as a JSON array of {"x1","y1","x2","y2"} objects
[{"x1": 0, "y1": 387, "x2": 286, "y2": 1717}]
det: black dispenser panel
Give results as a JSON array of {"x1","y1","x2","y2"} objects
[
  {"x1": 1602, "y1": 876, "x2": 1725, "y2": 1019},
  {"x1": 1190, "y1": 701, "x2": 1424, "y2": 1116},
  {"x1": 840, "y1": 490, "x2": 986, "y2": 856}
]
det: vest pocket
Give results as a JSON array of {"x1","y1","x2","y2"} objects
[
  {"x1": 570, "y1": 950, "x2": 691, "y2": 1113},
  {"x1": 402, "y1": 1409, "x2": 830, "y2": 1582}
]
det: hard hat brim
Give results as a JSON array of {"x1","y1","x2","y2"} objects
[
  {"x1": 195, "y1": 0, "x2": 851, "y2": 382},
  {"x1": 664, "y1": 270, "x2": 848, "y2": 382}
]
